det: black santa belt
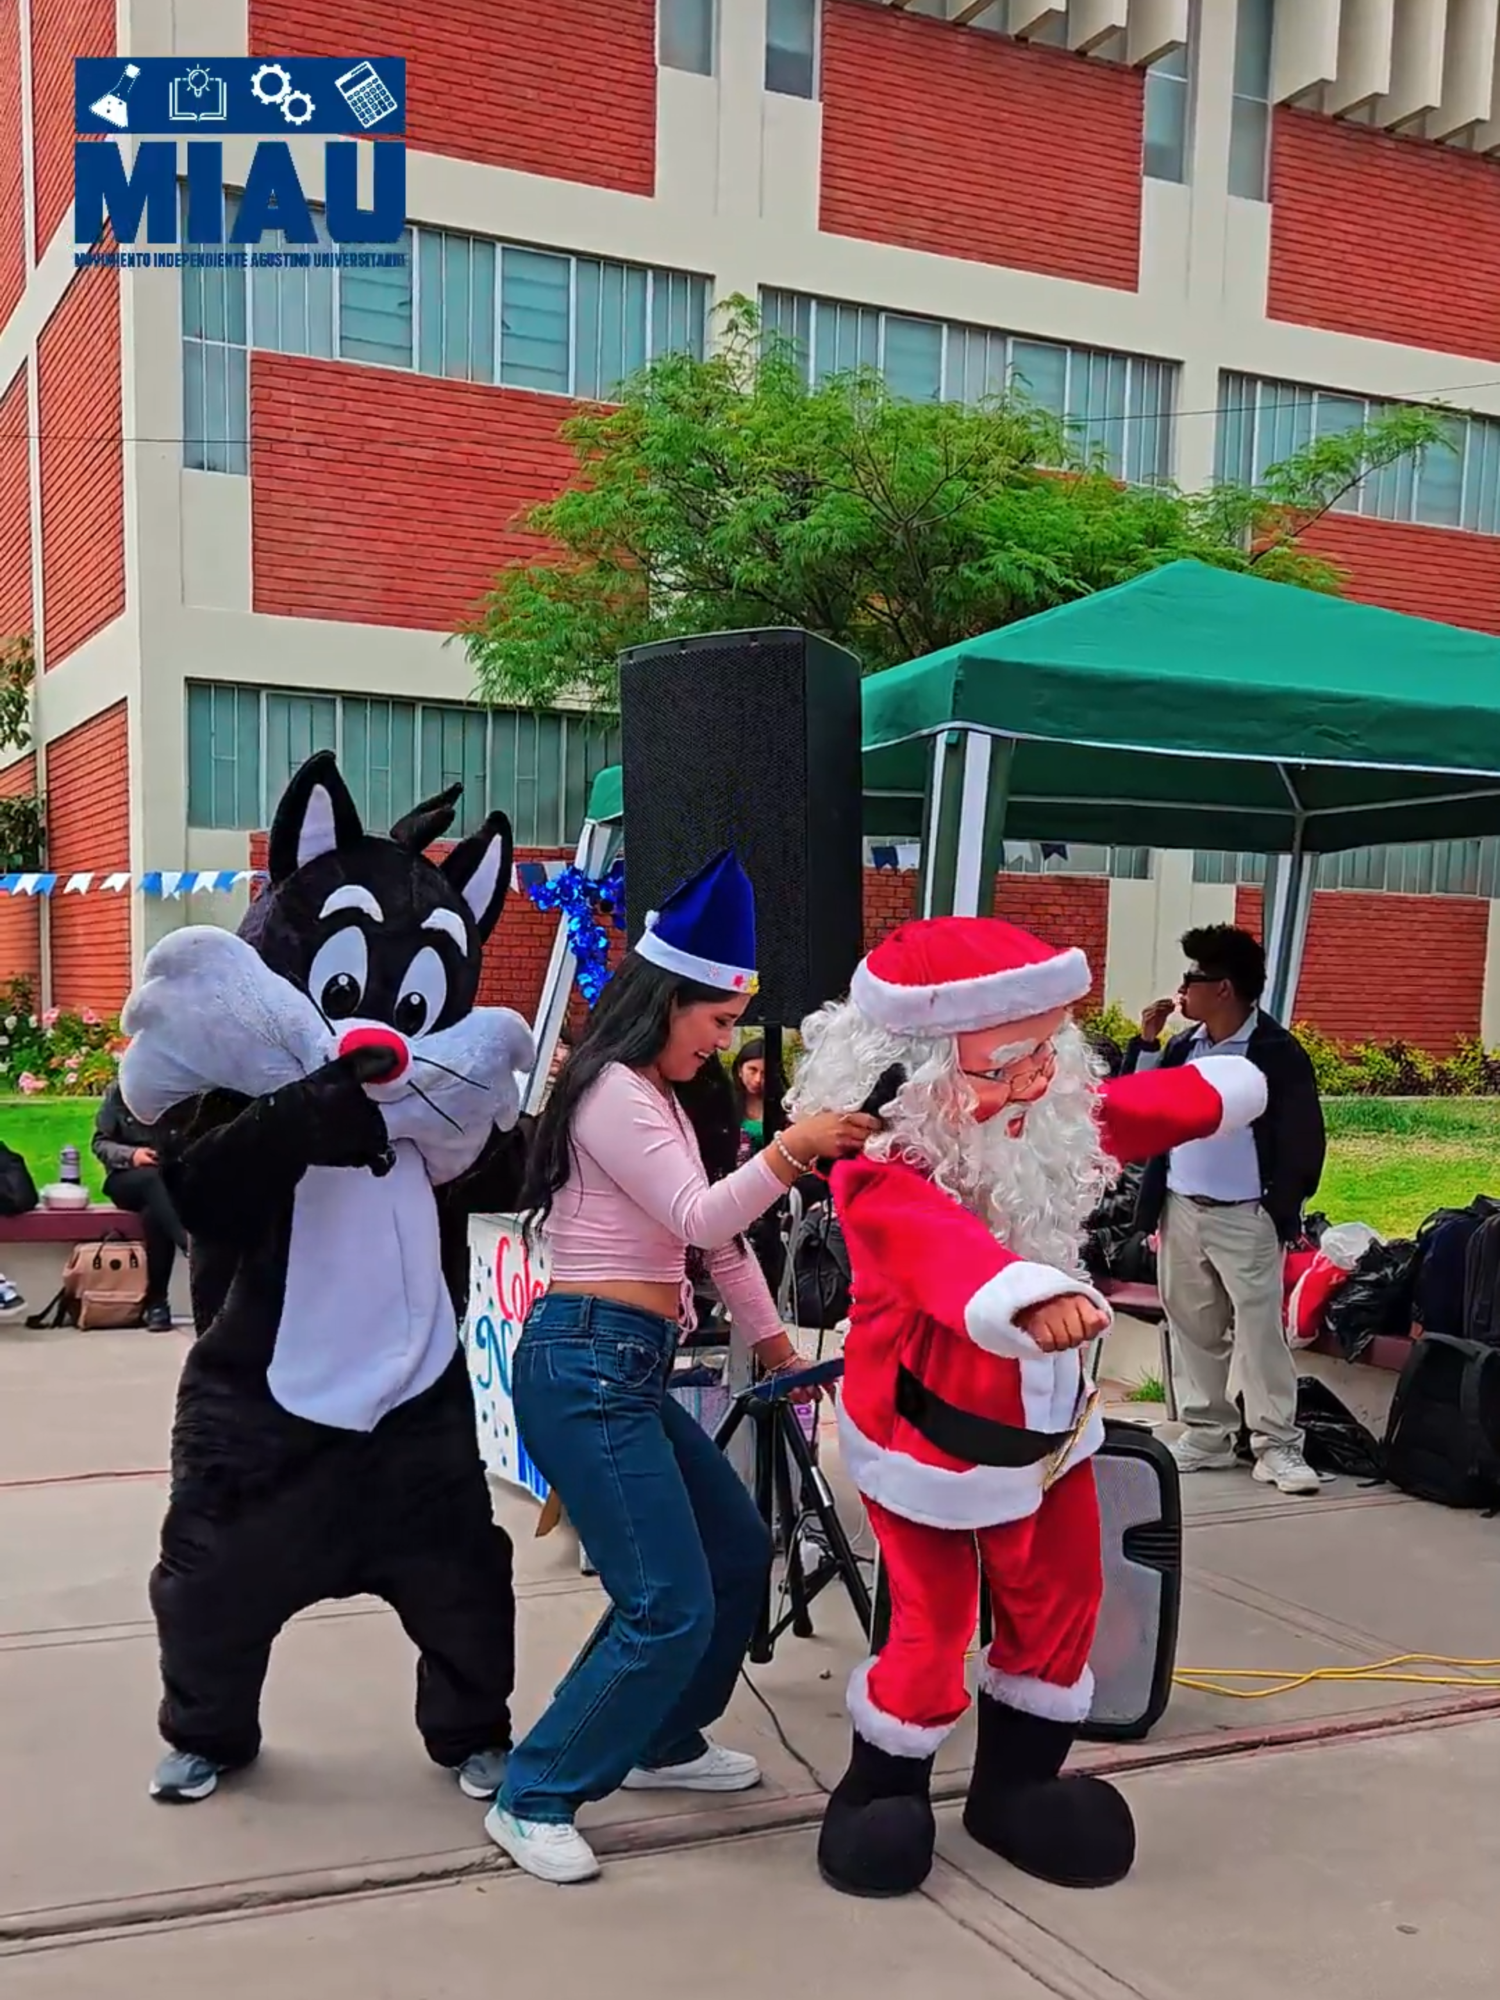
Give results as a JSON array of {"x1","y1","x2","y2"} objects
[{"x1": 894, "y1": 1365, "x2": 1097, "y2": 1484}]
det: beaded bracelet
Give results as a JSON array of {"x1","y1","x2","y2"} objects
[{"x1": 772, "y1": 1133, "x2": 807, "y2": 1177}]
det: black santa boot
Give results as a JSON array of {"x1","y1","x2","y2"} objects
[
  {"x1": 818, "y1": 1732, "x2": 937, "y2": 1898},
  {"x1": 962, "y1": 1687, "x2": 1135, "y2": 1888}
]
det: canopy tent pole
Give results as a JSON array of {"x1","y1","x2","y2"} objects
[
  {"x1": 919, "y1": 729, "x2": 1014, "y2": 918},
  {"x1": 1260, "y1": 769, "x2": 1317, "y2": 1024},
  {"x1": 522, "y1": 814, "x2": 616, "y2": 1116}
]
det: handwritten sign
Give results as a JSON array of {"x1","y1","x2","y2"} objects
[{"x1": 461, "y1": 1213, "x2": 549, "y2": 1501}]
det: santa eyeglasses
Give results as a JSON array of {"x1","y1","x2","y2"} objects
[{"x1": 958, "y1": 1037, "x2": 1058, "y2": 1105}]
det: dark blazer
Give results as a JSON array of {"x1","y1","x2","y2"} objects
[
  {"x1": 1125, "y1": 1011, "x2": 1326, "y2": 1243},
  {"x1": 91, "y1": 1083, "x2": 170, "y2": 1177}
]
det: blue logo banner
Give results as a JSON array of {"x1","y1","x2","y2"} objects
[{"x1": 74, "y1": 56, "x2": 406, "y2": 137}]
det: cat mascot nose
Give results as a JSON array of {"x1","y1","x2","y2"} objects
[{"x1": 338, "y1": 1024, "x2": 409, "y2": 1082}]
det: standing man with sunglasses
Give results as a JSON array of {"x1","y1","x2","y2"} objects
[{"x1": 1128, "y1": 925, "x2": 1326, "y2": 1496}]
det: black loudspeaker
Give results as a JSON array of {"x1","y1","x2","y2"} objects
[
  {"x1": 1077, "y1": 1420, "x2": 1183, "y2": 1742},
  {"x1": 619, "y1": 628, "x2": 864, "y2": 1025}
]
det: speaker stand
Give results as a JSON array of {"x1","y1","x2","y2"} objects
[{"x1": 713, "y1": 1363, "x2": 873, "y2": 1666}]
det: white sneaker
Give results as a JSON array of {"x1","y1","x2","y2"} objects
[
  {"x1": 484, "y1": 1805, "x2": 600, "y2": 1884},
  {"x1": 1253, "y1": 1444, "x2": 1322, "y2": 1495},
  {"x1": 619, "y1": 1739, "x2": 762, "y2": 1793},
  {"x1": 1168, "y1": 1431, "x2": 1239, "y2": 1474}
]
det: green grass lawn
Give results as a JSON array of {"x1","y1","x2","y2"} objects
[
  {"x1": 1317, "y1": 1098, "x2": 1500, "y2": 1239},
  {"x1": 2, "y1": 1094, "x2": 1498, "y2": 1239},
  {"x1": 0, "y1": 1097, "x2": 107, "y2": 1198}
]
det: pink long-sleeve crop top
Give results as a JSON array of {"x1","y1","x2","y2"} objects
[{"x1": 543, "y1": 1062, "x2": 786, "y2": 1345}]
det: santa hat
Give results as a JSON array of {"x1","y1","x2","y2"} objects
[
  {"x1": 851, "y1": 917, "x2": 1089, "y2": 1038},
  {"x1": 636, "y1": 848, "x2": 759, "y2": 995}
]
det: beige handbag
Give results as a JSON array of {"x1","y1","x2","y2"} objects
[{"x1": 66, "y1": 1237, "x2": 149, "y2": 1330}]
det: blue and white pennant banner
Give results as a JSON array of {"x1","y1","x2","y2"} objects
[{"x1": 0, "y1": 859, "x2": 573, "y2": 898}]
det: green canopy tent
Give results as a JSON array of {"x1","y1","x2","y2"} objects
[
  {"x1": 861, "y1": 560, "x2": 1500, "y2": 1020},
  {"x1": 563, "y1": 561, "x2": 1500, "y2": 1032}
]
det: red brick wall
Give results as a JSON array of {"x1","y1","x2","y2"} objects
[
  {"x1": 250, "y1": 356, "x2": 579, "y2": 629},
  {"x1": 247, "y1": 0, "x2": 655, "y2": 193},
  {"x1": 30, "y1": 0, "x2": 114, "y2": 258},
  {"x1": 46, "y1": 702, "x2": 130, "y2": 1012},
  {"x1": 1298, "y1": 514, "x2": 1500, "y2": 635},
  {"x1": 0, "y1": 367, "x2": 31, "y2": 639},
  {"x1": 1235, "y1": 886, "x2": 1487, "y2": 1053},
  {"x1": 1269, "y1": 109, "x2": 1500, "y2": 360},
  {"x1": 0, "y1": 755, "x2": 42, "y2": 996},
  {"x1": 0, "y1": 0, "x2": 25, "y2": 327},
  {"x1": 37, "y1": 264, "x2": 125, "y2": 666},
  {"x1": 820, "y1": 1, "x2": 1143, "y2": 290}
]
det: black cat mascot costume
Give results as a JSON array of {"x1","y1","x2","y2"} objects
[{"x1": 119, "y1": 752, "x2": 536, "y2": 1806}]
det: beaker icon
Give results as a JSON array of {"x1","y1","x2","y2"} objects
[{"x1": 90, "y1": 62, "x2": 141, "y2": 131}]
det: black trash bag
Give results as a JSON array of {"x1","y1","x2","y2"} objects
[
  {"x1": 1295, "y1": 1375, "x2": 1385, "y2": 1481},
  {"x1": 0, "y1": 1142, "x2": 38, "y2": 1218},
  {"x1": 1082, "y1": 1163, "x2": 1155, "y2": 1283},
  {"x1": 1320, "y1": 1237, "x2": 1420, "y2": 1362}
]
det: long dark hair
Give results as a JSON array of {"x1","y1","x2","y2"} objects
[
  {"x1": 730, "y1": 1036, "x2": 765, "y2": 1124},
  {"x1": 520, "y1": 951, "x2": 745, "y2": 1235}
]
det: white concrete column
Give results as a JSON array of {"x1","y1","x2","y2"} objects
[{"x1": 1482, "y1": 900, "x2": 1500, "y2": 1048}]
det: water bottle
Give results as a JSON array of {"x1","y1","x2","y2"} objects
[{"x1": 59, "y1": 1144, "x2": 81, "y2": 1185}]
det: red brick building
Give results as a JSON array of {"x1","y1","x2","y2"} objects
[{"x1": 3, "y1": 1, "x2": 1499, "y2": 1049}]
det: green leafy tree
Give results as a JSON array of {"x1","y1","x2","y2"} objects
[
  {"x1": 0, "y1": 633, "x2": 43, "y2": 872},
  {"x1": 461, "y1": 298, "x2": 1451, "y2": 713}
]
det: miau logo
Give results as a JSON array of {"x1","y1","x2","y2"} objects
[{"x1": 73, "y1": 55, "x2": 408, "y2": 265}]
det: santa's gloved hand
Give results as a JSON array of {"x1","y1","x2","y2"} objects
[{"x1": 259, "y1": 1050, "x2": 394, "y2": 1172}]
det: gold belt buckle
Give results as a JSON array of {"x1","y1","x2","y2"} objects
[{"x1": 1042, "y1": 1383, "x2": 1099, "y2": 1491}]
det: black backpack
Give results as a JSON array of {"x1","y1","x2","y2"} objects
[
  {"x1": 1462, "y1": 1213, "x2": 1500, "y2": 1347},
  {"x1": 1382, "y1": 1334, "x2": 1500, "y2": 1511},
  {"x1": 777, "y1": 1188, "x2": 851, "y2": 1332},
  {"x1": 1412, "y1": 1197, "x2": 1500, "y2": 1336},
  {"x1": 0, "y1": 1141, "x2": 37, "y2": 1218}
]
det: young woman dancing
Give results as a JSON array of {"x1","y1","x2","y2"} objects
[{"x1": 485, "y1": 850, "x2": 878, "y2": 1883}]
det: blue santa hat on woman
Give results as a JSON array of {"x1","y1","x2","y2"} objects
[{"x1": 635, "y1": 849, "x2": 759, "y2": 996}]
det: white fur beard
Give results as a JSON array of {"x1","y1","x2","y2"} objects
[{"x1": 791, "y1": 1007, "x2": 1117, "y2": 1273}]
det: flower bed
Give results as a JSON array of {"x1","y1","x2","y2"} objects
[{"x1": 0, "y1": 979, "x2": 125, "y2": 1097}]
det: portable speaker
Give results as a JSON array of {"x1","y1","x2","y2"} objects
[
  {"x1": 619, "y1": 628, "x2": 865, "y2": 1025},
  {"x1": 1076, "y1": 1420, "x2": 1183, "y2": 1742}
]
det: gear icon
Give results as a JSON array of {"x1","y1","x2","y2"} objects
[
  {"x1": 280, "y1": 87, "x2": 315, "y2": 127},
  {"x1": 250, "y1": 61, "x2": 292, "y2": 106},
  {"x1": 185, "y1": 63, "x2": 213, "y2": 97}
]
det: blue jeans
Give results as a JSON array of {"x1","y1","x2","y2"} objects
[{"x1": 500, "y1": 1292, "x2": 772, "y2": 1825}]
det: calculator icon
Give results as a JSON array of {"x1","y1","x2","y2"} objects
[{"x1": 335, "y1": 60, "x2": 399, "y2": 129}]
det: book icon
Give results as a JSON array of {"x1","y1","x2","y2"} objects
[{"x1": 169, "y1": 65, "x2": 227, "y2": 123}]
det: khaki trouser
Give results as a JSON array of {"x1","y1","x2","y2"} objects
[{"x1": 1158, "y1": 1193, "x2": 1302, "y2": 1453}]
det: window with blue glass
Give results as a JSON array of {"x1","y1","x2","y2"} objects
[
  {"x1": 185, "y1": 683, "x2": 620, "y2": 849},
  {"x1": 1217, "y1": 373, "x2": 1497, "y2": 535},
  {"x1": 180, "y1": 195, "x2": 709, "y2": 472},
  {"x1": 762, "y1": 289, "x2": 1177, "y2": 485}
]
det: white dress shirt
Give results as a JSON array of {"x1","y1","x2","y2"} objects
[{"x1": 1137, "y1": 1012, "x2": 1264, "y2": 1202}]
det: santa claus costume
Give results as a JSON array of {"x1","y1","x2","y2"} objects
[{"x1": 787, "y1": 917, "x2": 1267, "y2": 1899}]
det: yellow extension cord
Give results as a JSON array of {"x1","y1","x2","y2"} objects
[{"x1": 1171, "y1": 1653, "x2": 1500, "y2": 1700}]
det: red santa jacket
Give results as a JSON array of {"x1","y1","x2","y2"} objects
[{"x1": 832, "y1": 1055, "x2": 1267, "y2": 1531}]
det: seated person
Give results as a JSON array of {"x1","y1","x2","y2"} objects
[{"x1": 92, "y1": 1081, "x2": 188, "y2": 1331}]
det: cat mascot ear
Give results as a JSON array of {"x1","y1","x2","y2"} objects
[
  {"x1": 441, "y1": 811, "x2": 514, "y2": 945},
  {"x1": 268, "y1": 751, "x2": 365, "y2": 883},
  {"x1": 390, "y1": 782, "x2": 464, "y2": 855}
]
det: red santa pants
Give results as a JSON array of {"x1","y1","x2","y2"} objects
[{"x1": 855, "y1": 1463, "x2": 1103, "y2": 1754}]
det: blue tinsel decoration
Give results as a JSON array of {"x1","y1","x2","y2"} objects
[{"x1": 526, "y1": 858, "x2": 627, "y2": 1006}]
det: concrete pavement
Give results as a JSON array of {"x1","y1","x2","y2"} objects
[{"x1": 4, "y1": 1321, "x2": 1500, "y2": 1995}]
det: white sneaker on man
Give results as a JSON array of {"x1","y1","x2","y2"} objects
[
  {"x1": 484, "y1": 1805, "x2": 600, "y2": 1884},
  {"x1": 1167, "y1": 1430, "x2": 1239, "y2": 1474},
  {"x1": 619, "y1": 1739, "x2": 761, "y2": 1793},
  {"x1": 1253, "y1": 1443, "x2": 1322, "y2": 1495}
]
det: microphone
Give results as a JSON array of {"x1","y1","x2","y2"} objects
[{"x1": 813, "y1": 1064, "x2": 908, "y2": 1178}]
